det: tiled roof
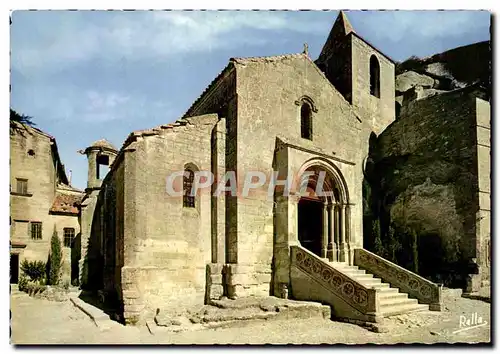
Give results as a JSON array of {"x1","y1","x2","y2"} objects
[
  {"x1": 230, "y1": 53, "x2": 305, "y2": 64},
  {"x1": 49, "y1": 191, "x2": 83, "y2": 215},
  {"x1": 57, "y1": 183, "x2": 83, "y2": 193},
  {"x1": 121, "y1": 120, "x2": 188, "y2": 149}
]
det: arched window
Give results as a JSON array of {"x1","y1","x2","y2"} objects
[
  {"x1": 183, "y1": 169, "x2": 195, "y2": 208},
  {"x1": 370, "y1": 55, "x2": 380, "y2": 98},
  {"x1": 301, "y1": 103, "x2": 313, "y2": 140}
]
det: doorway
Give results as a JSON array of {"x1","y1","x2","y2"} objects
[
  {"x1": 10, "y1": 254, "x2": 19, "y2": 284},
  {"x1": 298, "y1": 198, "x2": 323, "y2": 257}
]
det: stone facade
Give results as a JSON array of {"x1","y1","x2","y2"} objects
[
  {"x1": 316, "y1": 11, "x2": 395, "y2": 136},
  {"x1": 10, "y1": 122, "x2": 82, "y2": 285},
  {"x1": 77, "y1": 11, "x2": 490, "y2": 324}
]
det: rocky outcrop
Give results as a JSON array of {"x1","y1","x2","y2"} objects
[
  {"x1": 396, "y1": 71, "x2": 435, "y2": 93},
  {"x1": 364, "y1": 59, "x2": 489, "y2": 289},
  {"x1": 395, "y1": 41, "x2": 491, "y2": 104}
]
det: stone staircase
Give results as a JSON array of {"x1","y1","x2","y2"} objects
[
  {"x1": 290, "y1": 246, "x2": 442, "y2": 324},
  {"x1": 330, "y1": 262, "x2": 429, "y2": 317}
]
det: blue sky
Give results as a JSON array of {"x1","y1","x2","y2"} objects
[{"x1": 10, "y1": 10, "x2": 491, "y2": 190}]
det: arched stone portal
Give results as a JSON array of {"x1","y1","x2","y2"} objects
[
  {"x1": 296, "y1": 163, "x2": 351, "y2": 263},
  {"x1": 272, "y1": 151, "x2": 354, "y2": 298}
]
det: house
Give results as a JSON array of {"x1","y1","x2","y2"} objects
[{"x1": 10, "y1": 121, "x2": 83, "y2": 285}]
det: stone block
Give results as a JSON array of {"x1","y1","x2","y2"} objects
[
  {"x1": 125, "y1": 304, "x2": 145, "y2": 312},
  {"x1": 207, "y1": 263, "x2": 224, "y2": 274},
  {"x1": 124, "y1": 312, "x2": 141, "y2": 325},
  {"x1": 207, "y1": 284, "x2": 224, "y2": 300},
  {"x1": 224, "y1": 264, "x2": 253, "y2": 275},
  {"x1": 209, "y1": 275, "x2": 223, "y2": 284},
  {"x1": 122, "y1": 290, "x2": 141, "y2": 299},
  {"x1": 255, "y1": 273, "x2": 272, "y2": 284},
  {"x1": 228, "y1": 273, "x2": 257, "y2": 286}
]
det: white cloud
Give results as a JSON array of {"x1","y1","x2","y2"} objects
[
  {"x1": 11, "y1": 82, "x2": 160, "y2": 124},
  {"x1": 352, "y1": 10, "x2": 490, "y2": 43},
  {"x1": 11, "y1": 11, "x2": 327, "y2": 76}
]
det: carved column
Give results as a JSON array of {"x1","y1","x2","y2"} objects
[
  {"x1": 327, "y1": 203, "x2": 337, "y2": 261},
  {"x1": 334, "y1": 204, "x2": 340, "y2": 261},
  {"x1": 321, "y1": 202, "x2": 328, "y2": 259},
  {"x1": 338, "y1": 204, "x2": 347, "y2": 262},
  {"x1": 345, "y1": 204, "x2": 353, "y2": 265}
]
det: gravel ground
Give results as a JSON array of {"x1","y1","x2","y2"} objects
[{"x1": 10, "y1": 289, "x2": 491, "y2": 345}]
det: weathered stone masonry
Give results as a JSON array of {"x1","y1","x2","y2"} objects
[
  {"x1": 366, "y1": 86, "x2": 490, "y2": 290},
  {"x1": 77, "y1": 11, "x2": 490, "y2": 325}
]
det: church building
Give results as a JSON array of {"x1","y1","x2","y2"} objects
[{"x1": 79, "y1": 12, "x2": 449, "y2": 325}]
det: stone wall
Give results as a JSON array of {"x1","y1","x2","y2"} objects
[
  {"x1": 10, "y1": 124, "x2": 80, "y2": 282},
  {"x1": 474, "y1": 97, "x2": 490, "y2": 288},
  {"x1": 350, "y1": 35, "x2": 396, "y2": 136},
  {"x1": 316, "y1": 27, "x2": 396, "y2": 137},
  {"x1": 117, "y1": 114, "x2": 220, "y2": 323},
  {"x1": 234, "y1": 54, "x2": 367, "y2": 298},
  {"x1": 365, "y1": 87, "x2": 490, "y2": 290}
]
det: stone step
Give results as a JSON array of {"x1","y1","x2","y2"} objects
[
  {"x1": 379, "y1": 294, "x2": 412, "y2": 306},
  {"x1": 376, "y1": 286, "x2": 400, "y2": 294},
  {"x1": 378, "y1": 290, "x2": 405, "y2": 299},
  {"x1": 349, "y1": 273, "x2": 374, "y2": 280},
  {"x1": 352, "y1": 275, "x2": 380, "y2": 283},
  {"x1": 334, "y1": 264, "x2": 359, "y2": 270},
  {"x1": 362, "y1": 281, "x2": 389, "y2": 288},
  {"x1": 379, "y1": 303, "x2": 429, "y2": 317},
  {"x1": 339, "y1": 269, "x2": 367, "y2": 276}
]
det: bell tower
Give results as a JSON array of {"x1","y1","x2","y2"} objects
[
  {"x1": 80, "y1": 139, "x2": 118, "y2": 191},
  {"x1": 316, "y1": 11, "x2": 396, "y2": 136}
]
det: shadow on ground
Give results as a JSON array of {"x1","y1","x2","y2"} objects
[{"x1": 78, "y1": 290, "x2": 123, "y2": 324}]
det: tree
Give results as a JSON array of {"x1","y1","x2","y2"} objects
[
  {"x1": 48, "y1": 227, "x2": 62, "y2": 285},
  {"x1": 10, "y1": 109, "x2": 35, "y2": 135}
]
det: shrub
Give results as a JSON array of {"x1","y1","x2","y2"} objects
[
  {"x1": 25, "y1": 282, "x2": 35, "y2": 294},
  {"x1": 24, "y1": 281, "x2": 46, "y2": 296},
  {"x1": 20, "y1": 259, "x2": 46, "y2": 282},
  {"x1": 34, "y1": 284, "x2": 46, "y2": 294},
  {"x1": 48, "y1": 228, "x2": 62, "y2": 285},
  {"x1": 18, "y1": 276, "x2": 28, "y2": 292}
]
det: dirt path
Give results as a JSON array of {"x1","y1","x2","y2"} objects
[{"x1": 10, "y1": 290, "x2": 490, "y2": 345}]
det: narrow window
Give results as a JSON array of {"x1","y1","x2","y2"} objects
[
  {"x1": 183, "y1": 169, "x2": 195, "y2": 208},
  {"x1": 30, "y1": 222, "x2": 42, "y2": 240},
  {"x1": 64, "y1": 228, "x2": 75, "y2": 248},
  {"x1": 301, "y1": 103, "x2": 313, "y2": 140},
  {"x1": 370, "y1": 55, "x2": 380, "y2": 98},
  {"x1": 16, "y1": 178, "x2": 28, "y2": 195}
]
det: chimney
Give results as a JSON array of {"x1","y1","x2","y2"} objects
[{"x1": 68, "y1": 169, "x2": 72, "y2": 185}]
